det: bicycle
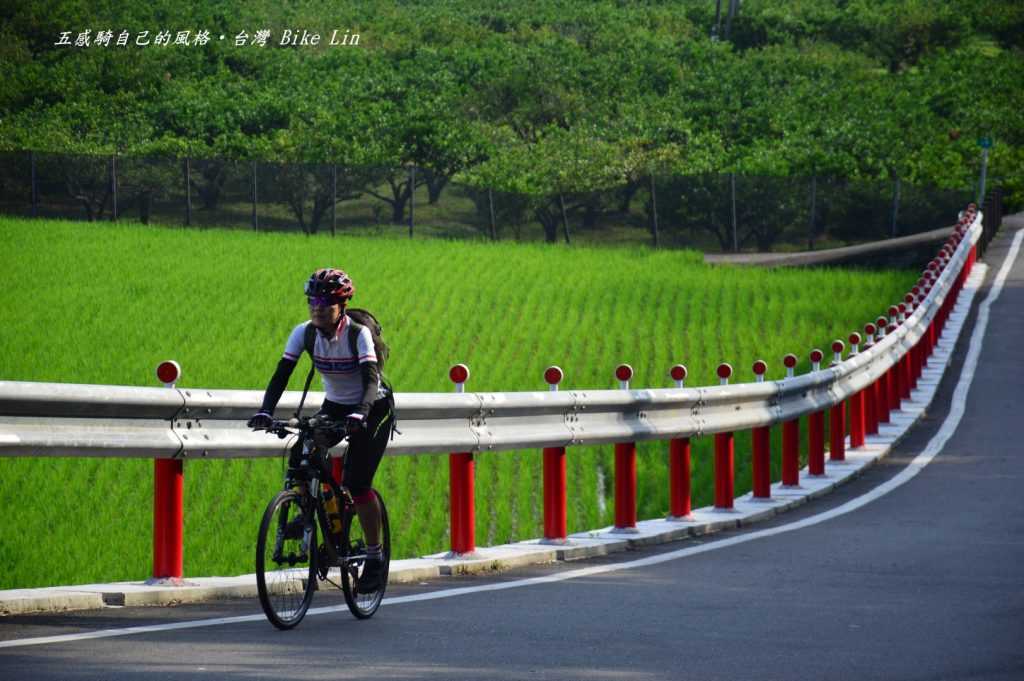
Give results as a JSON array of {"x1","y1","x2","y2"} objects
[{"x1": 254, "y1": 415, "x2": 390, "y2": 629}]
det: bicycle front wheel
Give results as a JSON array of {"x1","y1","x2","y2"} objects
[
  {"x1": 256, "y1": 489, "x2": 318, "y2": 630},
  {"x1": 340, "y1": 491, "x2": 390, "y2": 619}
]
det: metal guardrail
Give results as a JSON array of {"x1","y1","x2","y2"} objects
[{"x1": 0, "y1": 216, "x2": 982, "y2": 462}]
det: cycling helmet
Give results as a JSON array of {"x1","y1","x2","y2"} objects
[{"x1": 304, "y1": 268, "x2": 355, "y2": 301}]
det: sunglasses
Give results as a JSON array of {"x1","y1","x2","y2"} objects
[{"x1": 307, "y1": 296, "x2": 341, "y2": 308}]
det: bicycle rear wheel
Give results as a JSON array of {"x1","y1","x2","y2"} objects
[
  {"x1": 340, "y1": 491, "x2": 390, "y2": 619},
  {"x1": 256, "y1": 489, "x2": 318, "y2": 629}
]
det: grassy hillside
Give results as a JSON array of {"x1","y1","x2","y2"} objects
[{"x1": 0, "y1": 217, "x2": 919, "y2": 588}]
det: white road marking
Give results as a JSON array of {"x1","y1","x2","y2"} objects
[{"x1": 3, "y1": 230, "x2": 1020, "y2": 650}]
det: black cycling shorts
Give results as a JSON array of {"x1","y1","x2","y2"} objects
[{"x1": 314, "y1": 395, "x2": 394, "y2": 498}]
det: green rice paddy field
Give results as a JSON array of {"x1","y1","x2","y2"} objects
[{"x1": 0, "y1": 217, "x2": 919, "y2": 589}]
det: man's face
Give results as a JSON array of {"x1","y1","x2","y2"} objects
[{"x1": 308, "y1": 296, "x2": 343, "y2": 331}]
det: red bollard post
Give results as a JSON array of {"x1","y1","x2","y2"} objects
[
  {"x1": 898, "y1": 303, "x2": 913, "y2": 400},
  {"x1": 863, "y1": 324, "x2": 879, "y2": 436},
  {"x1": 668, "y1": 364, "x2": 692, "y2": 519},
  {"x1": 808, "y1": 350, "x2": 826, "y2": 476},
  {"x1": 448, "y1": 364, "x2": 476, "y2": 555},
  {"x1": 886, "y1": 307, "x2": 902, "y2": 412},
  {"x1": 714, "y1": 363, "x2": 735, "y2": 508},
  {"x1": 875, "y1": 317, "x2": 891, "y2": 424},
  {"x1": 848, "y1": 333, "x2": 865, "y2": 449},
  {"x1": 915, "y1": 291, "x2": 928, "y2": 374},
  {"x1": 829, "y1": 341, "x2": 846, "y2": 462},
  {"x1": 542, "y1": 366, "x2": 567, "y2": 541},
  {"x1": 751, "y1": 360, "x2": 771, "y2": 499},
  {"x1": 613, "y1": 364, "x2": 638, "y2": 531},
  {"x1": 153, "y1": 360, "x2": 183, "y2": 582},
  {"x1": 781, "y1": 354, "x2": 800, "y2": 486}
]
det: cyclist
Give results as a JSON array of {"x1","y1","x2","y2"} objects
[{"x1": 248, "y1": 268, "x2": 394, "y2": 592}]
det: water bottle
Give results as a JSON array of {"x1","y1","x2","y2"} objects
[{"x1": 322, "y1": 484, "x2": 343, "y2": 536}]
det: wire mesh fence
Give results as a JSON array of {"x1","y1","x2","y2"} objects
[{"x1": 0, "y1": 150, "x2": 977, "y2": 251}]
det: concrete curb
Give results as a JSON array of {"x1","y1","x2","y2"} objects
[{"x1": 0, "y1": 264, "x2": 987, "y2": 617}]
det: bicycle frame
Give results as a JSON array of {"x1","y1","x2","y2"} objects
[{"x1": 280, "y1": 429, "x2": 358, "y2": 570}]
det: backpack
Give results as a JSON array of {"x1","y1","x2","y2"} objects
[
  {"x1": 302, "y1": 308, "x2": 390, "y2": 371},
  {"x1": 293, "y1": 309, "x2": 393, "y2": 418}
]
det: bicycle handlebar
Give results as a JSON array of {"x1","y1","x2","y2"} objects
[{"x1": 256, "y1": 415, "x2": 346, "y2": 440}]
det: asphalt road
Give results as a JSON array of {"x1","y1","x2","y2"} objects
[{"x1": 2, "y1": 224, "x2": 1023, "y2": 681}]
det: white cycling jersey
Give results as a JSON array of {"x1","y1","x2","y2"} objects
[{"x1": 282, "y1": 316, "x2": 378, "y2": 405}]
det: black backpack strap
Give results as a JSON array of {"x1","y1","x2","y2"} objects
[
  {"x1": 304, "y1": 321, "x2": 317, "y2": 357},
  {"x1": 294, "y1": 322, "x2": 318, "y2": 418},
  {"x1": 346, "y1": 315, "x2": 363, "y2": 361}
]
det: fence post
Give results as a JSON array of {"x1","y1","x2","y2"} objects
[
  {"x1": 714, "y1": 363, "x2": 735, "y2": 508},
  {"x1": 152, "y1": 360, "x2": 183, "y2": 583},
  {"x1": 890, "y1": 175, "x2": 901, "y2": 238},
  {"x1": 542, "y1": 366, "x2": 567, "y2": 542},
  {"x1": 751, "y1": 360, "x2": 771, "y2": 499},
  {"x1": 730, "y1": 173, "x2": 738, "y2": 252},
  {"x1": 781, "y1": 354, "x2": 800, "y2": 486},
  {"x1": 448, "y1": 364, "x2": 475, "y2": 556},
  {"x1": 613, "y1": 364, "x2": 637, "y2": 531},
  {"x1": 807, "y1": 174, "x2": 817, "y2": 250},
  {"x1": 251, "y1": 160, "x2": 258, "y2": 231},
  {"x1": 488, "y1": 188, "x2": 497, "y2": 241},
  {"x1": 668, "y1": 364, "x2": 692, "y2": 519},
  {"x1": 808, "y1": 350, "x2": 826, "y2": 476},
  {"x1": 111, "y1": 154, "x2": 118, "y2": 222},
  {"x1": 30, "y1": 150, "x2": 38, "y2": 218},
  {"x1": 184, "y1": 157, "x2": 192, "y2": 227},
  {"x1": 829, "y1": 341, "x2": 846, "y2": 461},
  {"x1": 408, "y1": 165, "x2": 415, "y2": 239},
  {"x1": 649, "y1": 174, "x2": 660, "y2": 249}
]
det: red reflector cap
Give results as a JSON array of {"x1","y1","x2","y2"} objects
[
  {"x1": 670, "y1": 364, "x2": 687, "y2": 382},
  {"x1": 156, "y1": 360, "x2": 181, "y2": 385},
  {"x1": 544, "y1": 365, "x2": 564, "y2": 385},
  {"x1": 449, "y1": 364, "x2": 469, "y2": 384}
]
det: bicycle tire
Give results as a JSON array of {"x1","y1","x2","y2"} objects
[
  {"x1": 256, "y1": 489, "x2": 318, "y2": 629},
  {"x1": 340, "y1": 490, "x2": 390, "y2": 619}
]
